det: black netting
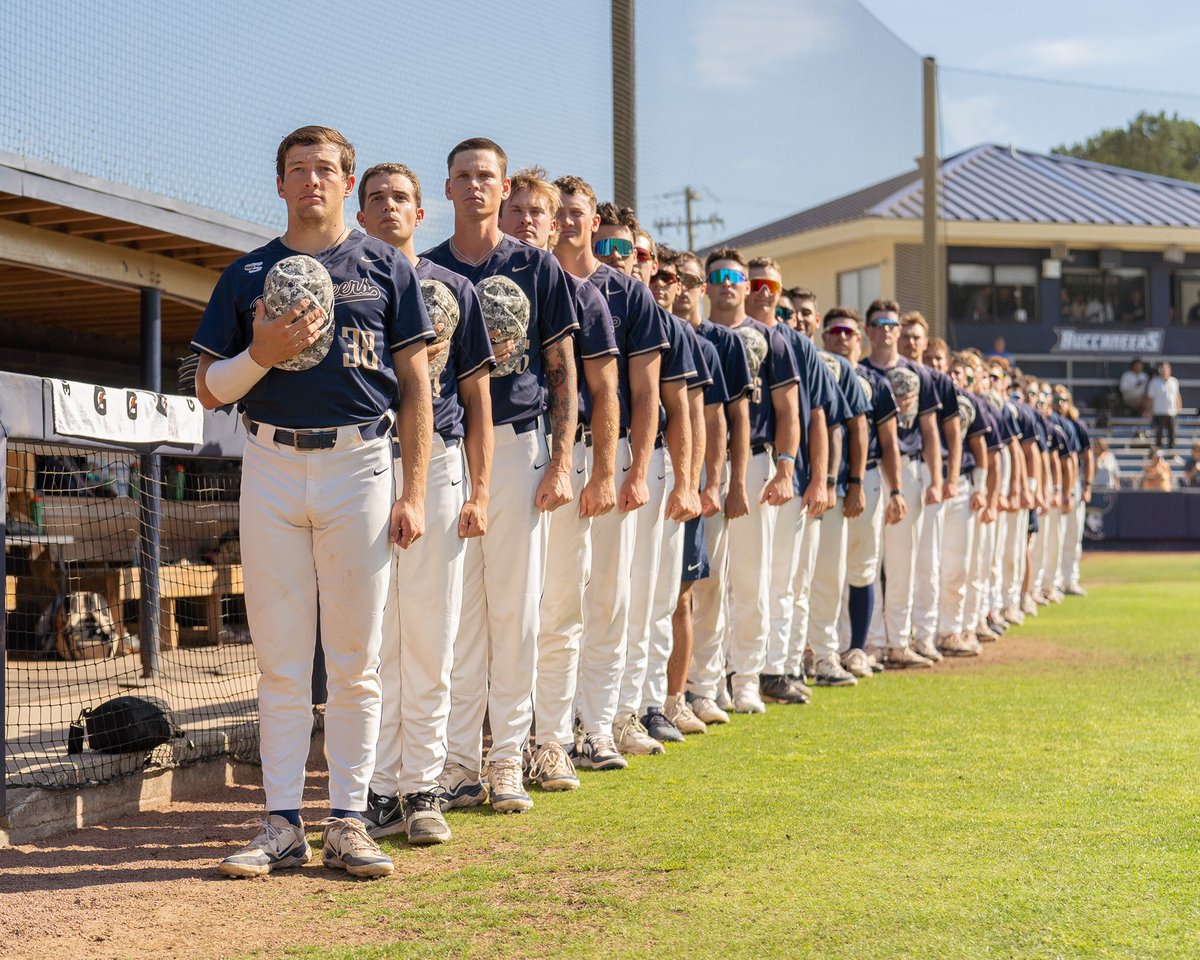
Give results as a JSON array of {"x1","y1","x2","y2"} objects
[{"x1": 5, "y1": 443, "x2": 256, "y2": 788}]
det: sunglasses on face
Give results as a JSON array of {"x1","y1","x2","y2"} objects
[
  {"x1": 869, "y1": 319, "x2": 898, "y2": 328},
  {"x1": 989, "y1": 372, "x2": 1003, "y2": 381},
  {"x1": 678, "y1": 272, "x2": 704, "y2": 290},
  {"x1": 749, "y1": 277, "x2": 782, "y2": 296},
  {"x1": 651, "y1": 271, "x2": 679, "y2": 286},
  {"x1": 775, "y1": 306, "x2": 795, "y2": 321},
  {"x1": 634, "y1": 247, "x2": 654, "y2": 263},
  {"x1": 594, "y1": 237, "x2": 633, "y2": 258},
  {"x1": 708, "y1": 268, "x2": 747, "y2": 285},
  {"x1": 825, "y1": 325, "x2": 857, "y2": 337}
]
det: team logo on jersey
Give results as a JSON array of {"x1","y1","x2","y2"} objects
[
  {"x1": 477, "y1": 275, "x2": 531, "y2": 378},
  {"x1": 885, "y1": 366, "x2": 920, "y2": 430},
  {"x1": 818, "y1": 349, "x2": 843, "y2": 384},
  {"x1": 734, "y1": 324, "x2": 768, "y2": 406},
  {"x1": 420, "y1": 278, "x2": 460, "y2": 396},
  {"x1": 244, "y1": 262, "x2": 263, "y2": 274},
  {"x1": 856, "y1": 374, "x2": 874, "y2": 405},
  {"x1": 957, "y1": 392, "x2": 976, "y2": 428},
  {"x1": 334, "y1": 277, "x2": 382, "y2": 304}
]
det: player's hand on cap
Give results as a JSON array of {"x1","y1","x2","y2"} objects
[
  {"x1": 579, "y1": 475, "x2": 616, "y2": 518},
  {"x1": 491, "y1": 338, "x2": 518, "y2": 364},
  {"x1": 619, "y1": 473, "x2": 649, "y2": 513},
  {"x1": 389, "y1": 497, "x2": 425, "y2": 549},
  {"x1": 248, "y1": 298, "x2": 328, "y2": 368},
  {"x1": 458, "y1": 497, "x2": 488, "y2": 538},
  {"x1": 535, "y1": 462, "x2": 574, "y2": 513}
]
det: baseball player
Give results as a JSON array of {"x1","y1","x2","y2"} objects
[
  {"x1": 497, "y1": 169, "x2": 620, "y2": 791},
  {"x1": 859, "y1": 299, "x2": 942, "y2": 668},
  {"x1": 676, "y1": 250, "x2": 753, "y2": 726},
  {"x1": 354, "y1": 162, "x2": 495, "y2": 845},
  {"x1": 425, "y1": 139, "x2": 579, "y2": 815},
  {"x1": 194, "y1": 126, "x2": 434, "y2": 878},
  {"x1": 553, "y1": 178, "x2": 665, "y2": 770},
  {"x1": 706, "y1": 246, "x2": 801, "y2": 714},
  {"x1": 604, "y1": 216, "x2": 697, "y2": 753},
  {"x1": 898, "y1": 313, "x2": 961, "y2": 664}
]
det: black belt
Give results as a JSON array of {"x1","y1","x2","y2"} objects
[
  {"x1": 574, "y1": 423, "x2": 594, "y2": 447},
  {"x1": 907, "y1": 451, "x2": 924, "y2": 462},
  {"x1": 654, "y1": 435, "x2": 665, "y2": 450},
  {"x1": 865, "y1": 458, "x2": 879, "y2": 471},
  {"x1": 751, "y1": 441, "x2": 770, "y2": 456},
  {"x1": 244, "y1": 413, "x2": 391, "y2": 450},
  {"x1": 508, "y1": 415, "x2": 542, "y2": 436}
]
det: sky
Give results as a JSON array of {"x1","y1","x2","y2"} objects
[{"x1": 3, "y1": 1, "x2": 1199, "y2": 248}]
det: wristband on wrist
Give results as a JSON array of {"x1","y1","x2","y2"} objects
[
  {"x1": 889, "y1": 488, "x2": 902, "y2": 498},
  {"x1": 826, "y1": 474, "x2": 836, "y2": 486},
  {"x1": 776, "y1": 452, "x2": 796, "y2": 464},
  {"x1": 847, "y1": 476, "x2": 862, "y2": 485}
]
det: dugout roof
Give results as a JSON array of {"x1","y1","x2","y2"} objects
[{"x1": 0, "y1": 151, "x2": 273, "y2": 353}]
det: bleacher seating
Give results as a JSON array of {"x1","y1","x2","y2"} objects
[{"x1": 1081, "y1": 413, "x2": 1200, "y2": 490}]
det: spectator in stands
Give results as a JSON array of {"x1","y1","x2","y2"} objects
[
  {"x1": 1092, "y1": 438, "x2": 1120, "y2": 490},
  {"x1": 1141, "y1": 449, "x2": 1173, "y2": 492},
  {"x1": 986, "y1": 336, "x2": 1011, "y2": 362},
  {"x1": 1184, "y1": 440, "x2": 1200, "y2": 487},
  {"x1": 1147, "y1": 362, "x2": 1182, "y2": 450},
  {"x1": 1118, "y1": 358, "x2": 1149, "y2": 415}
]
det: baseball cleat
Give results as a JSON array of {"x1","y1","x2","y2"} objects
[
  {"x1": 812, "y1": 657, "x2": 858, "y2": 686},
  {"x1": 436, "y1": 761, "x2": 487, "y2": 811},
  {"x1": 363, "y1": 789, "x2": 407, "y2": 840},
  {"x1": 731, "y1": 674, "x2": 767, "y2": 714},
  {"x1": 685, "y1": 693, "x2": 729, "y2": 726},
  {"x1": 641, "y1": 707, "x2": 685, "y2": 743},
  {"x1": 570, "y1": 733, "x2": 628, "y2": 770},
  {"x1": 529, "y1": 741, "x2": 581, "y2": 791},
  {"x1": 403, "y1": 791, "x2": 452, "y2": 845},
  {"x1": 614, "y1": 713, "x2": 665, "y2": 755},
  {"x1": 218, "y1": 815, "x2": 311, "y2": 878},
  {"x1": 912, "y1": 637, "x2": 944, "y2": 663},
  {"x1": 486, "y1": 758, "x2": 534, "y2": 813},
  {"x1": 881, "y1": 645, "x2": 934, "y2": 669},
  {"x1": 664, "y1": 693, "x2": 707, "y2": 734},
  {"x1": 760, "y1": 674, "x2": 809, "y2": 703},
  {"x1": 318, "y1": 816, "x2": 395, "y2": 878},
  {"x1": 841, "y1": 648, "x2": 874, "y2": 678}
]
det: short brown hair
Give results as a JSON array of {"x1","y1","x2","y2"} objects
[
  {"x1": 677, "y1": 250, "x2": 703, "y2": 274},
  {"x1": 357, "y1": 162, "x2": 422, "y2": 210},
  {"x1": 865, "y1": 298, "x2": 900, "y2": 323},
  {"x1": 823, "y1": 306, "x2": 862, "y2": 329},
  {"x1": 900, "y1": 310, "x2": 929, "y2": 332},
  {"x1": 446, "y1": 137, "x2": 508, "y2": 176},
  {"x1": 276, "y1": 125, "x2": 355, "y2": 180},
  {"x1": 596, "y1": 201, "x2": 629, "y2": 229},
  {"x1": 618, "y1": 206, "x2": 643, "y2": 236},
  {"x1": 748, "y1": 256, "x2": 781, "y2": 273},
  {"x1": 789, "y1": 287, "x2": 816, "y2": 304},
  {"x1": 505, "y1": 165, "x2": 561, "y2": 216},
  {"x1": 555, "y1": 175, "x2": 598, "y2": 212},
  {"x1": 925, "y1": 336, "x2": 948, "y2": 355},
  {"x1": 704, "y1": 246, "x2": 747, "y2": 272}
]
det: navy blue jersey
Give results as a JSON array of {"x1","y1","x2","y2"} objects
[
  {"x1": 657, "y1": 311, "x2": 701, "y2": 438},
  {"x1": 682, "y1": 319, "x2": 713, "y2": 393},
  {"x1": 192, "y1": 232, "x2": 433, "y2": 428},
  {"x1": 1048, "y1": 418, "x2": 1072, "y2": 457},
  {"x1": 856, "y1": 363, "x2": 898, "y2": 465},
  {"x1": 415, "y1": 258, "x2": 495, "y2": 442},
  {"x1": 958, "y1": 390, "x2": 991, "y2": 472},
  {"x1": 820, "y1": 351, "x2": 869, "y2": 497},
  {"x1": 690, "y1": 326, "x2": 728, "y2": 406},
  {"x1": 859, "y1": 356, "x2": 940, "y2": 457},
  {"x1": 698, "y1": 319, "x2": 752, "y2": 404},
  {"x1": 587, "y1": 264, "x2": 669, "y2": 433},
  {"x1": 975, "y1": 398, "x2": 1004, "y2": 454},
  {"x1": 1010, "y1": 399, "x2": 1042, "y2": 451},
  {"x1": 722, "y1": 317, "x2": 801, "y2": 449},
  {"x1": 566, "y1": 271, "x2": 619, "y2": 427},
  {"x1": 1068, "y1": 415, "x2": 1091, "y2": 454},
  {"x1": 422, "y1": 235, "x2": 578, "y2": 427},
  {"x1": 929, "y1": 367, "x2": 961, "y2": 468},
  {"x1": 1050, "y1": 412, "x2": 1081, "y2": 455}
]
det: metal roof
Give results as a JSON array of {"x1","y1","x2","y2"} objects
[{"x1": 721, "y1": 143, "x2": 1200, "y2": 248}]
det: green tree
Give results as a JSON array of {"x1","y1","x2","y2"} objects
[{"x1": 1052, "y1": 110, "x2": 1200, "y2": 182}]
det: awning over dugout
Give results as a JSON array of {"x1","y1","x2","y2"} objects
[{"x1": 0, "y1": 151, "x2": 273, "y2": 383}]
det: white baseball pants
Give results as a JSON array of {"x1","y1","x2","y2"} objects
[
  {"x1": 867, "y1": 457, "x2": 925, "y2": 649},
  {"x1": 240, "y1": 427, "x2": 393, "y2": 813},
  {"x1": 764, "y1": 493, "x2": 807, "y2": 676},
  {"x1": 911, "y1": 493, "x2": 945, "y2": 644},
  {"x1": 936, "y1": 477, "x2": 975, "y2": 638},
  {"x1": 724, "y1": 451, "x2": 776, "y2": 676},
  {"x1": 838, "y1": 465, "x2": 884, "y2": 652},
  {"x1": 642, "y1": 456, "x2": 684, "y2": 713},
  {"x1": 808, "y1": 500, "x2": 846, "y2": 662},
  {"x1": 688, "y1": 473, "x2": 730, "y2": 700}
]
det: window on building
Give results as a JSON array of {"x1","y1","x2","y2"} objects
[
  {"x1": 948, "y1": 264, "x2": 1036, "y2": 323},
  {"x1": 1174, "y1": 271, "x2": 1200, "y2": 326},
  {"x1": 1059, "y1": 267, "x2": 1147, "y2": 326},
  {"x1": 837, "y1": 265, "x2": 880, "y2": 316}
]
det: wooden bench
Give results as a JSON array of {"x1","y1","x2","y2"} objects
[{"x1": 116, "y1": 562, "x2": 244, "y2": 649}]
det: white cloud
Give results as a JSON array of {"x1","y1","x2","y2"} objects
[
  {"x1": 687, "y1": 0, "x2": 843, "y2": 89},
  {"x1": 940, "y1": 94, "x2": 1015, "y2": 152},
  {"x1": 990, "y1": 28, "x2": 1200, "y2": 75}
]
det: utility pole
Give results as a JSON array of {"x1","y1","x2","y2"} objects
[
  {"x1": 654, "y1": 187, "x2": 724, "y2": 251},
  {"x1": 921, "y1": 56, "x2": 945, "y2": 338},
  {"x1": 611, "y1": 0, "x2": 637, "y2": 210}
]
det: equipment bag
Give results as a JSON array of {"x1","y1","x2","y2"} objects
[{"x1": 67, "y1": 695, "x2": 185, "y2": 755}]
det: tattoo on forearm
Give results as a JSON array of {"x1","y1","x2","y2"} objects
[{"x1": 545, "y1": 340, "x2": 576, "y2": 462}]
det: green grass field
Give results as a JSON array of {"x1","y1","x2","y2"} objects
[{"x1": 272, "y1": 553, "x2": 1200, "y2": 960}]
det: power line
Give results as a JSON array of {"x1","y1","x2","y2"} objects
[
  {"x1": 654, "y1": 186, "x2": 724, "y2": 251},
  {"x1": 941, "y1": 65, "x2": 1200, "y2": 103}
]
